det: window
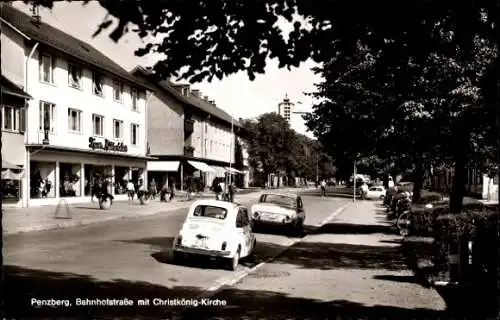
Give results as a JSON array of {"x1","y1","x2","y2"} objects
[
  {"x1": 92, "y1": 72, "x2": 104, "y2": 96},
  {"x1": 40, "y1": 53, "x2": 54, "y2": 83},
  {"x1": 205, "y1": 122, "x2": 208, "y2": 133},
  {"x1": 39, "y1": 102, "x2": 56, "y2": 132},
  {"x1": 113, "y1": 81, "x2": 123, "y2": 102},
  {"x1": 2, "y1": 106, "x2": 19, "y2": 131},
  {"x1": 113, "y1": 119, "x2": 123, "y2": 139},
  {"x1": 92, "y1": 114, "x2": 104, "y2": 136},
  {"x1": 68, "y1": 108, "x2": 82, "y2": 132},
  {"x1": 68, "y1": 64, "x2": 82, "y2": 89},
  {"x1": 204, "y1": 139, "x2": 208, "y2": 155},
  {"x1": 210, "y1": 140, "x2": 213, "y2": 154},
  {"x1": 193, "y1": 205, "x2": 228, "y2": 220},
  {"x1": 131, "y1": 88, "x2": 138, "y2": 111},
  {"x1": 131, "y1": 123, "x2": 139, "y2": 146}
]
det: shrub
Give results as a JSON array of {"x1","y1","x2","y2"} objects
[{"x1": 413, "y1": 190, "x2": 444, "y2": 205}]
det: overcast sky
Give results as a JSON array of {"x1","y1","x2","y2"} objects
[{"x1": 13, "y1": 1, "x2": 320, "y2": 136}]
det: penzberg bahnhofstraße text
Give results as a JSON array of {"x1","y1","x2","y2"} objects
[{"x1": 31, "y1": 297, "x2": 227, "y2": 307}]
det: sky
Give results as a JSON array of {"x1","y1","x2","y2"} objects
[{"x1": 12, "y1": 1, "x2": 321, "y2": 137}]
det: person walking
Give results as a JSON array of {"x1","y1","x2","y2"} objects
[
  {"x1": 360, "y1": 182, "x2": 369, "y2": 200},
  {"x1": 149, "y1": 178, "x2": 157, "y2": 200},
  {"x1": 169, "y1": 179, "x2": 176, "y2": 201},
  {"x1": 126, "y1": 179, "x2": 135, "y2": 204},
  {"x1": 320, "y1": 179, "x2": 327, "y2": 197},
  {"x1": 228, "y1": 181, "x2": 235, "y2": 202}
]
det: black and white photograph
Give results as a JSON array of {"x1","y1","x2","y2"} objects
[{"x1": 0, "y1": 1, "x2": 499, "y2": 319}]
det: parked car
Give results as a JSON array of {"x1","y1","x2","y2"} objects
[
  {"x1": 172, "y1": 199, "x2": 256, "y2": 271},
  {"x1": 250, "y1": 193, "x2": 306, "y2": 233},
  {"x1": 366, "y1": 186, "x2": 386, "y2": 200}
]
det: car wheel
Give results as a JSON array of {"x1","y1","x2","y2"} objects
[
  {"x1": 172, "y1": 251, "x2": 182, "y2": 263},
  {"x1": 228, "y1": 247, "x2": 240, "y2": 271}
]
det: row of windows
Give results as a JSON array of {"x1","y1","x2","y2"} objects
[
  {"x1": 39, "y1": 53, "x2": 139, "y2": 111},
  {"x1": 39, "y1": 102, "x2": 140, "y2": 146},
  {"x1": 2, "y1": 106, "x2": 23, "y2": 131},
  {"x1": 196, "y1": 137, "x2": 231, "y2": 159}
]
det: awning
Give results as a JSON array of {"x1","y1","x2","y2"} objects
[
  {"x1": 1, "y1": 75, "x2": 32, "y2": 100},
  {"x1": 2, "y1": 160, "x2": 22, "y2": 170},
  {"x1": 147, "y1": 161, "x2": 179, "y2": 172},
  {"x1": 188, "y1": 160, "x2": 216, "y2": 172},
  {"x1": 225, "y1": 167, "x2": 244, "y2": 174},
  {"x1": 210, "y1": 166, "x2": 227, "y2": 177}
]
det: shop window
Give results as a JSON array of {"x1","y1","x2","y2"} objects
[
  {"x1": 131, "y1": 123, "x2": 139, "y2": 146},
  {"x1": 59, "y1": 163, "x2": 81, "y2": 197},
  {"x1": 39, "y1": 101, "x2": 56, "y2": 133},
  {"x1": 84, "y1": 164, "x2": 111, "y2": 196},
  {"x1": 30, "y1": 161, "x2": 56, "y2": 199},
  {"x1": 114, "y1": 166, "x2": 129, "y2": 194},
  {"x1": 92, "y1": 72, "x2": 104, "y2": 97},
  {"x1": 68, "y1": 108, "x2": 82, "y2": 133},
  {"x1": 2, "y1": 106, "x2": 20, "y2": 131},
  {"x1": 2, "y1": 171, "x2": 22, "y2": 203},
  {"x1": 93, "y1": 114, "x2": 104, "y2": 136},
  {"x1": 68, "y1": 64, "x2": 82, "y2": 89}
]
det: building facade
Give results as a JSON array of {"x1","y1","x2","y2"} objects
[
  {"x1": 132, "y1": 67, "x2": 243, "y2": 192},
  {"x1": 1, "y1": 6, "x2": 151, "y2": 207},
  {"x1": 1, "y1": 12, "x2": 32, "y2": 207}
]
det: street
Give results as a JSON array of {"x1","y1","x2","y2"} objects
[{"x1": 4, "y1": 193, "x2": 348, "y2": 318}]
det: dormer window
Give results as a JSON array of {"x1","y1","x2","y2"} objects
[
  {"x1": 68, "y1": 64, "x2": 82, "y2": 89},
  {"x1": 92, "y1": 72, "x2": 104, "y2": 97}
]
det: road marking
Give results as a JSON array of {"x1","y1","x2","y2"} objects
[{"x1": 189, "y1": 204, "x2": 349, "y2": 306}]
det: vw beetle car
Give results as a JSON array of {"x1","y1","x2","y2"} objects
[
  {"x1": 250, "y1": 193, "x2": 305, "y2": 232},
  {"x1": 172, "y1": 199, "x2": 256, "y2": 271},
  {"x1": 366, "y1": 186, "x2": 386, "y2": 200}
]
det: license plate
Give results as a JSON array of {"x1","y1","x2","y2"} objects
[
  {"x1": 262, "y1": 213, "x2": 278, "y2": 220},
  {"x1": 193, "y1": 239, "x2": 207, "y2": 248}
]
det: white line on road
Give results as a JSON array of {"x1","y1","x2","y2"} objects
[{"x1": 190, "y1": 203, "x2": 349, "y2": 305}]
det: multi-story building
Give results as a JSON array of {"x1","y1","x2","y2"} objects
[
  {"x1": 132, "y1": 66, "x2": 243, "y2": 191},
  {"x1": 1, "y1": 6, "x2": 151, "y2": 207},
  {"x1": 1, "y1": 7, "x2": 33, "y2": 207}
]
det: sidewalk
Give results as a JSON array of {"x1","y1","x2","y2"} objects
[
  {"x1": 183, "y1": 200, "x2": 448, "y2": 319},
  {"x1": 4, "y1": 187, "x2": 310, "y2": 235}
]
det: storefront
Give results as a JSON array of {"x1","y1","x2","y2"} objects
[{"x1": 25, "y1": 145, "x2": 152, "y2": 207}]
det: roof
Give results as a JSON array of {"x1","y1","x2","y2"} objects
[
  {"x1": 0, "y1": 6, "x2": 151, "y2": 91},
  {"x1": 1, "y1": 75, "x2": 32, "y2": 99},
  {"x1": 189, "y1": 199, "x2": 240, "y2": 211},
  {"x1": 132, "y1": 66, "x2": 242, "y2": 129}
]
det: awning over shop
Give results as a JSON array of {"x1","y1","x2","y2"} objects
[
  {"x1": 210, "y1": 166, "x2": 227, "y2": 177},
  {"x1": 147, "y1": 161, "x2": 180, "y2": 172},
  {"x1": 2, "y1": 160, "x2": 22, "y2": 170},
  {"x1": 188, "y1": 160, "x2": 215, "y2": 172},
  {"x1": 225, "y1": 167, "x2": 244, "y2": 174},
  {"x1": 2, "y1": 169, "x2": 24, "y2": 180}
]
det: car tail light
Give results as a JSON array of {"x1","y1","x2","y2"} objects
[
  {"x1": 221, "y1": 241, "x2": 227, "y2": 250},
  {"x1": 285, "y1": 216, "x2": 290, "y2": 221},
  {"x1": 177, "y1": 235, "x2": 182, "y2": 245},
  {"x1": 253, "y1": 212, "x2": 259, "y2": 218}
]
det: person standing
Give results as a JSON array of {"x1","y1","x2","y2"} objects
[
  {"x1": 219, "y1": 179, "x2": 226, "y2": 201},
  {"x1": 360, "y1": 182, "x2": 369, "y2": 200},
  {"x1": 149, "y1": 178, "x2": 157, "y2": 200},
  {"x1": 169, "y1": 179, "x2": 176, "y2": 201},
  {"x1": 320, "y1": 179, "x2": 327, "y2": 197},
  {"x1": 126, "y1": 179, "x2": 135, "y2": 204},
  {"x1": 228, "y1": 181, "x2": 235, "y2": 202}
]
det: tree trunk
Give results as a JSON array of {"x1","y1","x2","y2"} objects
[
  {"x1": 412, "y1": 159, "x2": 425, "y2": 203},
  {"x1": 449, "y1": 154, "x2": 468, "y2": 214}
]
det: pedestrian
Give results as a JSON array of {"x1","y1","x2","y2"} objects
[
  {"x1": 149, "y1": 178, "x2": 157, "y2": 200},
  {"x1": 169, "y1": 179, "x2": 176, "y2": 201},
  {"x1": 219, "y1": 179, "x2": 226, "y2": 201},
  {"x1": 320, "y1": 179, "x2": 327, "y2": 197},
  {"x1": 126, "y1": 179, "x2": 135, "y2": 204},
  {"x1": 228, "y1": 181, "x2": 235, "y2": 202},
  {"x1": 160, "y1": 181, "x2": 169, "y2": 202},
  {"x1": 360, "y1": 182, "x2": 369, "y2": 200},
  {"x1": 103, "y1": 176, "x2": 114, "y2": 205}
]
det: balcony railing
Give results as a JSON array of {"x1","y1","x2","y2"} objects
[
  {"x1": 184, "y1": 119, "x2": 194, "y2": 134},
  {"x1": 184, "y1": 146, "x2": 195, "y2": 157}
]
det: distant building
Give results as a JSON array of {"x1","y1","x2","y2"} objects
[{"x1": 276, "y1": 94, "x2": 313, "y2": 138}]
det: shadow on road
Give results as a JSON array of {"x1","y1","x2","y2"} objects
[
  {"x1": 182, "y1": 287, "x2": 452, "y2": 320},
  {"x1": 3, "y1": 265, "x2": 202, "y2": 319}
]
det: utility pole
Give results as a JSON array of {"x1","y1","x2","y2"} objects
[
  {"x1": 315, "y1": 151, "x2": 319, "y2": 184},
  {"x1": 353, "y1": 159, "x2": 357, "y2": 203},
  {"x1": 229, "y1": 115, "x2": 234, "y2": 187}
]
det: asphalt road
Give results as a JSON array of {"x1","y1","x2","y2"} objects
[{"x1": 4, "y1": 194, "x2": 347, "y2": 319}]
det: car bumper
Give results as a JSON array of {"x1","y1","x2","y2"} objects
[
  {"x1": 252, "y1": 217, "x2": 296, "y2": 226},
  {"x1": 173, "y1": 245, "x2": 232, "y2": 257}
]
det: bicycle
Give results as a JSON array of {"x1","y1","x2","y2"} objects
[{"x1": 396, "y1": 210, "x2": 411, "y2": 236}]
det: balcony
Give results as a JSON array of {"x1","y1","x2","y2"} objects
[
  {"x1": 184, "y1": 119, "x2": 194, "y2": 134},
  {"x1": 184, "y1": 146, "x2": 195, "y2": 157}
]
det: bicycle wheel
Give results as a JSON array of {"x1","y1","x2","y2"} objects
[{"x1": 396, "y1": 212, "x2": 410, "y2": 236}]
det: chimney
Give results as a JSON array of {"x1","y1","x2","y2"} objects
[
  {"x1": 203, "y1": 96, "x2": 209, "y2": 101},
  {"x1": 191, "y1": 89, "x2": 201, "y2": 98}
]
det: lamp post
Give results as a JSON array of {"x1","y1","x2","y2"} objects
[{"x1": 229, "y1": 115, "x2": 234, "y2": 187}]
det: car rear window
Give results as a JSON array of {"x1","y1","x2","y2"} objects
[
  {"x1": 259, "y1": 194, "x2": 296, "y2": 208},
  {"x1": 193, "y1": 205, "x2": 228, "y2": 220}
]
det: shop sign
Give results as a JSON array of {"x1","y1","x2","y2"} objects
[{"x1": 89, "y1": 137, "x2": 128, "y2": 152}]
